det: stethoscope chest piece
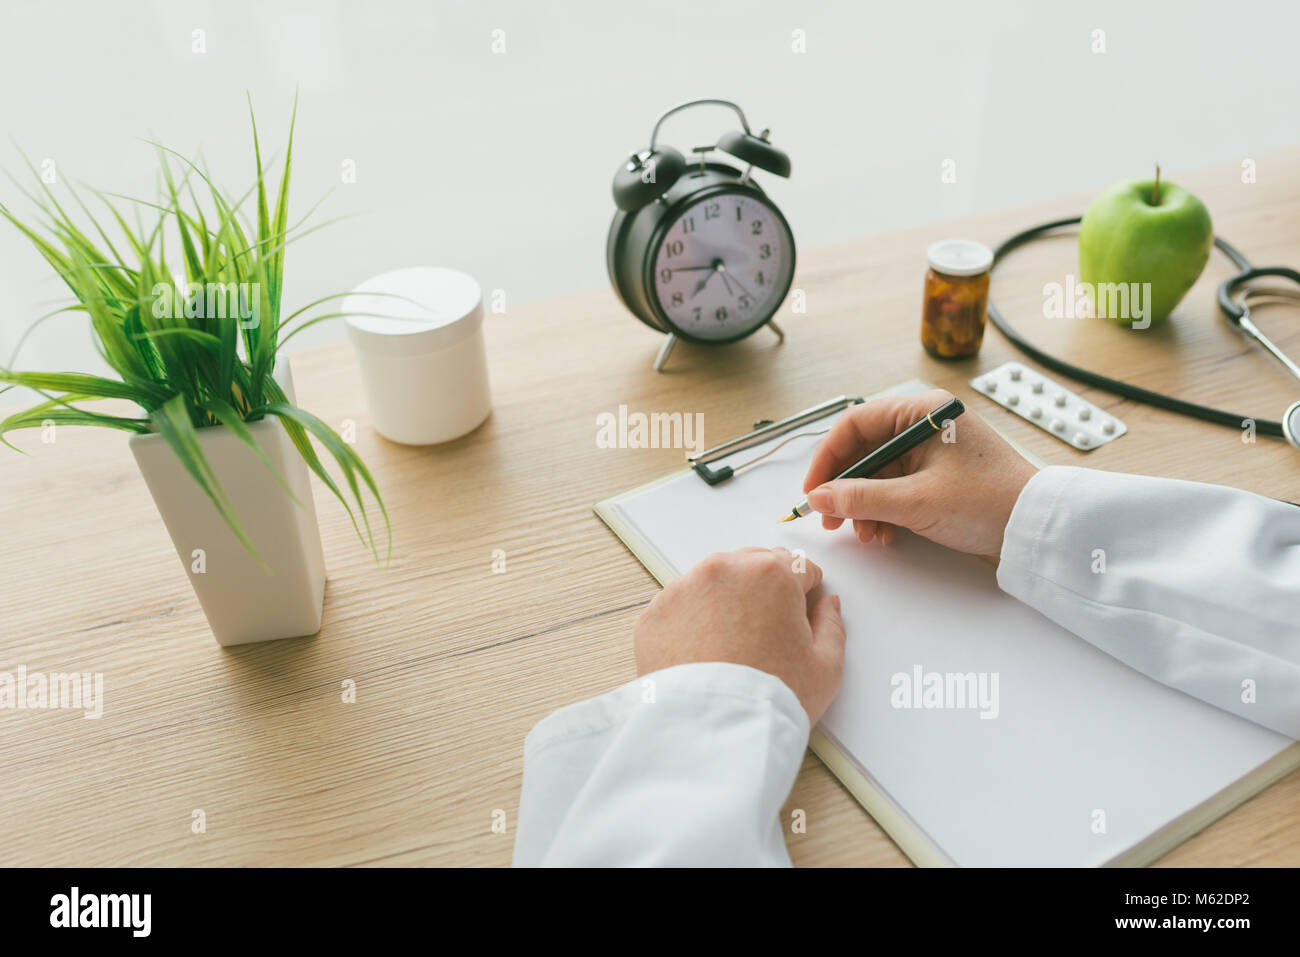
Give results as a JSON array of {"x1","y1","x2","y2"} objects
[{"x1": 1284, "y1": 400, "x2": 1300, "y2": 449}]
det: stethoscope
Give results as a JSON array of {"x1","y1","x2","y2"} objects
[{"x1": 987, "y1": 216, "x2": 1300, "y2": 448}]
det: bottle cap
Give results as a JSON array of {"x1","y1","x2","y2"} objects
[{"x1": 926, "y1": 239, "x2": 993, "y2": 277}]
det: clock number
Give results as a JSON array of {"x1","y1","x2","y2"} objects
[
  {"x1": 738, "y1": 295, "x2": 751, "y2": 311},
  {"x1": 705, "y1": 202, "x2": 720, "y2": 220},
  {"x1": 759, "y1": 243, "x2": 772, "y2": 260},
  {"x1": 692, "y1": 307, "x2": 701, "y2": 321},
  {"x1": 756, "y1": 271, "x2": 765, "y2": 286},
  {"x1": 659, "y1": 268, "x2": 672, "y2": 283},
  {"x1": 665, "y1": 240, "x2": 684, "y2": 257},
  {"x1": 682, "y1": 216, "x2": 696, "y2": 234},
  {"x1": 752, "y1": 220, "x2": 763, "y2": 236},
  {"x1": 671, "y1": 292, "x2": 683, "y2": 307},
  {"x1": 715, "y1": 307, "x2": 728, "y2": 322},
  {"x1": 736, "y1": 204, "x2": 743, "y2": 221}
]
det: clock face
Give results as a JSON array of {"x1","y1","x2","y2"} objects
[{"x1": 650, "y1": 190, "x2": 794, "y2": 342}]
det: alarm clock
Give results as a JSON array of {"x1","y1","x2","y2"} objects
[{"x1": 606, "y1": 98, "x2": 795, "y2": 371}]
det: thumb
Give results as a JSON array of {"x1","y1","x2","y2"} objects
[
  {"x1": 808, "y1": 592, "x2": 846, "y2": 681},
  {"x1": 807, "y1": 476, "x2": 921, "y2": 525}
]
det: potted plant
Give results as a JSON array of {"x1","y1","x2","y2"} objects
[{"x1": 0, "y1": 100, "x2": 389, "y2": 646}]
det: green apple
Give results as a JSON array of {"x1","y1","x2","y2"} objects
[{"x1": 1078, "y1": 174, "x2": 1213, "y2": 328}]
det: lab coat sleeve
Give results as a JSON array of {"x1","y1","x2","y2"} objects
[
  {"x1": 513, "y1": 661, "x2": 809, "y2": 867},
  {"x1": 997, "y1": 465, "x2": 1300, "y2": 739}
]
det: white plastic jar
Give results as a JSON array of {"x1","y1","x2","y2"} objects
[{"x1": 343, "y1": 267, "x2": 492, "y2": 445}]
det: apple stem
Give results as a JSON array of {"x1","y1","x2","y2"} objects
[{"x1": 1152, "y1": 164, "x2": 1161, "y2": 205}]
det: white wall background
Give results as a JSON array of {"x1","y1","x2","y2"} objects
[{"x1": 1, "y1": 0, "x2": 1297, "y2": 394}]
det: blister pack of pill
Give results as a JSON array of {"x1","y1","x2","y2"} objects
[{"x1": 969, "y1": 362, "x2": 1126, "y2": 451}]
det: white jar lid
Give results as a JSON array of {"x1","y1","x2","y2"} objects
[
  {"x1": 344, "y1": 267, "x2": 483, "y2": 355},
  {"x1": 926, "y1": 239, "x2": 993, "y2": 277}
]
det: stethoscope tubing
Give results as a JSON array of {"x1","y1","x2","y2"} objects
[{"x1": 986, "y1": 217, "x2": 1287, "y2": 439}]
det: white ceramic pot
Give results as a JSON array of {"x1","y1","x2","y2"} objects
[
  {"x1": 343, "y1": 267, "x2": 492, "y2": 445},
  {"x1": 128, "y1": 360, "x2": 326, "y2": 646}
]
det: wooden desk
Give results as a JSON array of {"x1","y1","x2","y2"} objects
[{"x1": 3, "y1": 151, "x2": 1298, "y2": 867}]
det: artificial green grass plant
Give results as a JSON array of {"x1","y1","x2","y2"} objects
[{"x1": 0, "y1": 99, "x2": 390, "y2": 565}]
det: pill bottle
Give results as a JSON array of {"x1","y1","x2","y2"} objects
[{"x1": 920, "y1": 240, "x2": 993, "y2": 359}]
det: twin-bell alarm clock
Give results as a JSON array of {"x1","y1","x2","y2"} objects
[{"x1": 606, "y1": 98, "x2": 795, "y2": 371}]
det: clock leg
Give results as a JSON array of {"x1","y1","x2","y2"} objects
[
  {"x1": 653, "y1": 333, "x2": 678, "y2": 372},
  {"x1": 767, "y1": 320, "x2": 786, "y2": 343}
]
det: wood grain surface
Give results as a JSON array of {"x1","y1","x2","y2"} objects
[{"x1": 1, "y1": 150, "x2": 1297, "y2": 867}]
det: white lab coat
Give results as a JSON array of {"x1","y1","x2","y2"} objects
[{"x1": 513, "y1": 466, "x2": 1300, "y2": 866}]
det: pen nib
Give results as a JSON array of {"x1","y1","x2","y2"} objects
[{"x1": 778, "y1": 513, "x2": 795, "y2": 523}]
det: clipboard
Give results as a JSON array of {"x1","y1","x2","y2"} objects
[
  {"x1": 594, "y1": 379, "x2": 1300, "y2": 867},
  {"x1": 594, "y1": 380, "x2": 1035, "y2": 865}
]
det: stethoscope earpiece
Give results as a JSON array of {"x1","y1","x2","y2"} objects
[
  {"x1": 1219, "y1": 272, "x2": 1300, "y2": 390},
  {"x1": 1217, "y1": 265, "x2": 1300, "y2": 325}
]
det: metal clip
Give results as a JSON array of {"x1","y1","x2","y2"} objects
[{"x1": 687, "y1": 395, "x2": 862, "y2": 485}]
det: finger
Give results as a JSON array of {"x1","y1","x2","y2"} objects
[
  {"x1": 808, "y1": 592, "x2": 846, "y2": 679},
  {"x1": 775, "y1": 549, "x2": 823, "y2": 596},
  {"x1": 852, "y1": 518, "x2": 877, "y2": 544},
  {"x1": 738, "y1": 546, "x2": 804, "y2": 578},
  {"x1": 766, "y1": 546, "x2": 822, "y2": 594},
  {"x1": 802, "y1": 390, "x2": 954, "y2": 493},
  {"x1": 807, "y1": 474, "x2": 924, "y2": 525},
  {"x1": 808, "y1": 453, "x2": 906, "y2": 497},
  {"x1": 879, "y1": 522, "x2": 897, "y2": 546},
  {"x1": 822, "y1": 514, "x2": 844, "y2": 531}
]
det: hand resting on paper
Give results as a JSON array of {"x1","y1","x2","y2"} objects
[
  {"x1": 634, "y1": 547, "x2": 846, "y2": 723},
  {"x1": 630, "y1": 393, "x2": 1025, "y2": 722},
  {"x1": 802, "y1": 389, "x2": 1038, "y2": 563}
]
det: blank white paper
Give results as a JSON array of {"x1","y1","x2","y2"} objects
[{"x1": 610, "y1": 408, "x2": 1293, "y2": 866}]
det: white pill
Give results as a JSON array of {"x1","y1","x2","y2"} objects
[
  {"x1": 1007, "y1": 394, "x2": 1020, "y2": 406},
  {"x1": 1074, "y1": 433, "x2": 1090, "y2": 447},
  {"x1": 1054, "y1": 393, "x2": 1067, "y2": 407},
  {"x1": 1010, "y1": 368, "x2": 1022, "y2": 381},
  {"x1": 1051, "y1": 419, "x2": 1065, "y2": 432},
  {"x1": 1078, "y1": 407, "x2": 1092, "y2": 421},
  {"x1": 1029, "y1": 406, "x2": 1042, "y2": 419},
  {"x1": 1102, "y1": 421, "x2": 1116, "y2": 435},
  {"x1": 1031, "y1": 381, "x2": 1044, "y2": 394},
  {"x1": 985, "y1": 380, "x2": 997, "y2": 393}
]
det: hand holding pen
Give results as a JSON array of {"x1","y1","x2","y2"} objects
[
  {"x1": 793, "y1": 390, "x2": 1039, "y2": 562},
  {"x1": 781, "y1": 396, "x2": 965, "y2": 522}
]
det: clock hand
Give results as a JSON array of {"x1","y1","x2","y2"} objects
[
  {"x1": 713, "y1": 260, "x2": 747, "y2": 299},
  {"x1": 728, "y1": 273, "x2": 758, "y2": 303},
  {"x1": 691, "y1": 258, "x2": 727, "y2": 299}
]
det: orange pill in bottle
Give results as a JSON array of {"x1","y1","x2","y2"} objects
[{"x1": 920, "y1": 239, "x2": 993, "y2": 360}]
